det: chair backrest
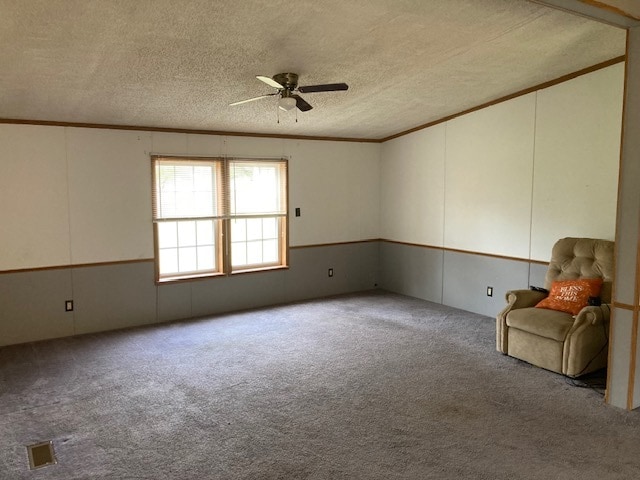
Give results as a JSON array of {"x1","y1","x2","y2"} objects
[{"x1": 544, "y1": 237, "x2": 615, "y2": 304}]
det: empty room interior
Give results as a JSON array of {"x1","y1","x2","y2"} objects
[{"x1": 2, "y1": 1, "x2": 640, "y2": 478}]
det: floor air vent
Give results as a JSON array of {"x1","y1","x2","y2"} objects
[{"x1": 27, "y1": 441, "x2": 57, "y2": 469}]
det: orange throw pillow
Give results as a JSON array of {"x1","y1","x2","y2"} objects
[{"x1": 535, "y1": 278, "x2": 603, "y2": 315}]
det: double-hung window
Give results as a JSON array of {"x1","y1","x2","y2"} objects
[{"x1": 152, "y1": 156, "x2": 288, "y2": 282}]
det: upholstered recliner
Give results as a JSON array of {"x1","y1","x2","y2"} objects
[{"x1": 496, "y1": 237, "x2": 614, "y2": 377}]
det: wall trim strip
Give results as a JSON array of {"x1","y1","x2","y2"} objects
[
  {"x1": 290, "y1": 239, "x2": 380, "y2": 249},
  {"x1": 0, "y1": 258, "x2": 154, "y2": 275},
  {"x1": 612, "y1": 302, "x2": 636, "y2": 310},
  {"x1": 0, "y1": 241, "x2": 382, "y2": 274},
  {"x1": 580, "y1": 0, "x2": 640, "y2": 21},
  {"x1": 0, "y1": 118, "x2": 379, "y2": 144},
  {"x1": 380, "y1": 239, "x2": 549, "y2": 264},
  {"x1": 4, "y1": 240, "x2": 615, "y2": 275},
  {"x1": 529, "y1": 0, "x2": 640, "y2": 27}
]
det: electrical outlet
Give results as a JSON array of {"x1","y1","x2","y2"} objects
[
  {"x1": 295, "y1": 207, "x2": 301, "y2": 217},
  {"x1": 65, "y1": 300, "x2": 74, "y2": 312},
  {"x1": 486, "y1": 286, "x2": 493, "y2": 297},
  {"x1": 328, "y1": 268, "x2": 334, "y2": 277}
]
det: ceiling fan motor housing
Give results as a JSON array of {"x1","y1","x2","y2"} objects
[{"x1": 273, "y1": 73, "x2": 299, "y2": 92}]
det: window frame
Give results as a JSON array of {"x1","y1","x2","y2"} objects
[{"x1": 151, "y1": 155, "x2": 288, "y2": 283}]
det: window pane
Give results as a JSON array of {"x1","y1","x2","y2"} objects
[
  {"x1": 231, "y1": 219, "x2": 247, "y2": 242},
  {"x1": 194, "y1": 191, "x2": 214, "y2": 217},
  {"x1": 174, "y1": 165, "x2": 194, "y2": 191},
  {"x1": 197, "y1": 246, "x2": 215, "y2": 270},
  {"x1": 262, "y1": 217, "x2": 277, "y2": 239},
  {"x1": 159, "y1": 191, "x2": 176, "y2": 218},
  {"x1": 157, "y1": 221, "x2": 178, "y2": 248},
  {"x1": 246, "y1": 218, "x2": 262, "y2": 241},
  {"x1": 193, "y1": 166, "x2": 212, "y2": 191},
  {"x1": 197, "y1": 220, "x2": 214, "y2": 245},
  {"x1": 246, "y1": 241, "x2": 263, "y2": 265},
  {"x1": 178, "y1": 247, "x2": 197, "y2": 272},
  {"x1": 175, "y1": 192, "x2": 194, "y2": 217},
  {"x1": 155, "y1": 162, "x2": 217, "y2": 219},
  {"x1": 232, "y1": 242, "x2": 247, "y2": 266},
  {"x1": 230, "y1": 162, "x2": 282, "y2": 215},
  {"x1": 263, "y1": 239, "x2": 278, "y2": 263},
  {"x1": 158, "y1": 165, "x2": 177, "y2": 191},
  {"x1": 159, "y1": 248, "x2": 178, "y2": 274},
  {"x1": 230, "y1": 216, "x2": 284, "y2": 270},
  {"x1": 177, "y1": 221, "x2": 196, "y2": 247}
]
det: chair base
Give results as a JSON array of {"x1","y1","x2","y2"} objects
[
  {"x1": 508, "y1": 328, "x2": 563, "y2": 374},
  {"x1": 505, "y1": 327, "x2": 608, "y2": 378}
]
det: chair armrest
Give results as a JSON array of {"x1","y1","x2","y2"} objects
[
  {"x1": 503, "y1": 289, "x2": 548, "y2": 310},
  {"x1": 564, "y1": 304, "x2": 611, "y2": 376},
  {"x1": 574, "y1": 304, "x2": 611, "y2": 326},
  {"x1": 496, "y1": 289, "x2": 547, "y2": 353}
]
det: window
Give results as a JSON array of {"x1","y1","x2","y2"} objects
[{"x1": 152, "y1": 156, "x2": 287, "y2": 282}]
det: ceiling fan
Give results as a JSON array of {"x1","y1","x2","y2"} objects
[{"x1": 230, "y1": 73, "x2": 348, "y2": 112}]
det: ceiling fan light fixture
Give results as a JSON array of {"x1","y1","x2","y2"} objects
[{"x1": 278, "y1": 96, "x2": 297, "y2": 111}]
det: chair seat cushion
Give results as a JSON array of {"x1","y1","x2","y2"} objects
[{"x1": 506, "y1": 307, "x2": 575, "y2": 341}]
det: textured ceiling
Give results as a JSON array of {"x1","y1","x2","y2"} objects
[{"x1": 0, "y1": 0, "x2": 626, "y2": 140}]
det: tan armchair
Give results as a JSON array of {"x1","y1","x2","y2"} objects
[{"x1": 496, "y1": 238, "x2": 614, "y2": 377}]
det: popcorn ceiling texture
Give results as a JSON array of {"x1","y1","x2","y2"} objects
[{"x1": 0, "y1": 0, "x2": 625, "y2": 139}]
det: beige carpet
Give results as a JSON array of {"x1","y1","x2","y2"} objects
[{"x1": 0, "y1": 290, "x2": 638, "y2": 479}]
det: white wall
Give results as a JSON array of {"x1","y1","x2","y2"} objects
[
  {"x1": 380, "y1": 63, "x2": 624, "y2": 261},
  {"x1": 530, "y1": 64, "x2": 623, "y2": 260},
  {"x1": 445, "y1": 94, "x2": 536, "y2": 258},
  {"x1": 287, "y1": 139, "x2": 380, "y2": 246},
  {"x1": 0, "y1": 125, "x2": 71, "y2": 270},
  {"x1": 67, "y1": 128, "x2": 154, "y2": 264},
  {"x1": 0, "y1": 127, "x2": 381, "y2": 271},
  {"x1": 380, "y1": 124, "x2": 446, "y2": 246},
  {"x1": 0, "y1": 63, "x2": 624, "y2": 271}
]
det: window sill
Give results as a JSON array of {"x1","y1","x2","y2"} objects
[
  {"x1": 231, "y1": 265, "x2": 289, "y2": 276},
  {"x1": 156, "y1": 272, "x2": 226, "y2": 285},
  {"x1": 156, "y1": 265, "x2": 289, "y2": 284}
]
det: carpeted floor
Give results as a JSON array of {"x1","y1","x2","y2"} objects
[{"x1": 0, "y1": 290, "x2": 638, "y2": 479}]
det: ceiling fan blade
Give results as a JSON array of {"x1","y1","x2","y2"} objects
[
  {"x1": 230, "y1": 93, "x2": 276, "y2": 106},
  {"x1": 292, "y1": 94, "x2": 313, "y2": 112},
  {"x1": 298, "y1": 83, "x2": 349, "y2": 93},
  {"x1": 256, "y1": 75, "x2": 284, "y2": 89}
]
